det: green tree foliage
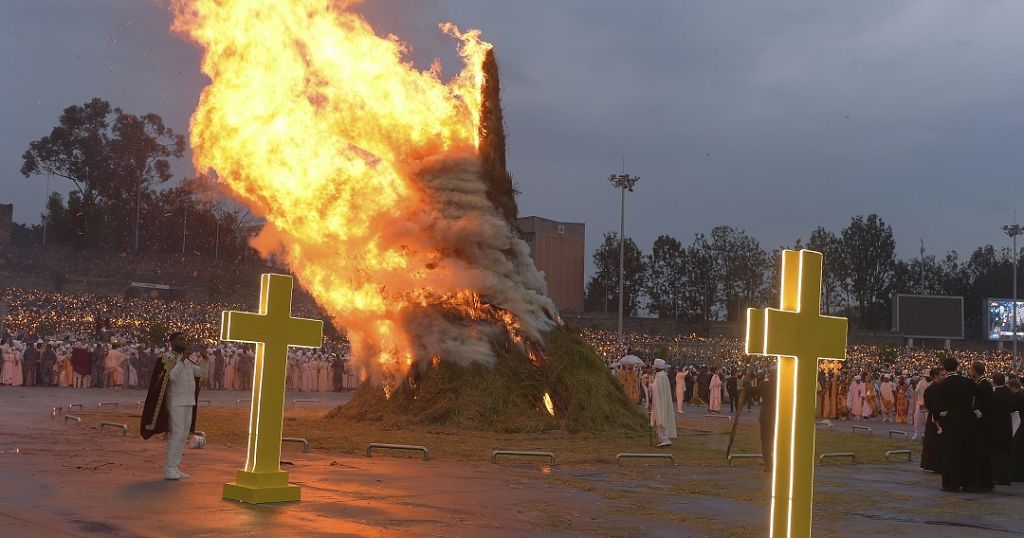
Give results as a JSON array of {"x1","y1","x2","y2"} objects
[
  {"x1": 644, "y1": 234, "x2": 687, "y2": 319},
  {"x1": 21, "y1": 98, "x2": 186, "y2": 249},
  {"x1": 840, "y1": 214, "x2": 896, "y2": 328},
  {"x1": 710, "y1": 225, "x2": 771, "y2": 322},
  {"x1": 806, "y1": 227, "x2": 847, "y2": 315},
  {"x1": 584, "y1": 232, "x2": 645, "y2": 316},
  {"x1": 683, "y1": 233, "x2": 719, "y2": 326}
]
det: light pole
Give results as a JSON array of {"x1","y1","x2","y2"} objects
[
  {"x1": 1003, "y1": 223, "x2": 1023, "y2": 373},
  {"x1": 608, "y1": 172, "x2": 639, "y2": 353}
]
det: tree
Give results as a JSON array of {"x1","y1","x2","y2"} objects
[
  {"x1": 20, "y1": 98, "x2": 185, "y2": 249},
  {"x1": 806, "y1": 227, "x2": 847, "y2": 315},
  {"x1": 584, "y1": 232, "x2": 645, "y2": 316},
  {"x1": 710, "y1": 225, "x2": 770, "y2": 322},
  {"x1": 683, "y1": 233, "x2": 718, "y2": 326},
  {"x1": 645, "y1": 235, "x2": 686, "y2": 319},
  {"x1": 840, "y1": 214, "x2": 896, "y2": 328},
  {"x1": 961, "y1": 245, "x2": 1015, "y2": 338}
]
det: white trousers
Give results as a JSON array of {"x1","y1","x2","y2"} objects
[
  {"x1": 165, "y1": 405, "x2": 194, "y2": 472},
  {"x1": 913, "y1": 406, "x2": 925, "y2": 434}
]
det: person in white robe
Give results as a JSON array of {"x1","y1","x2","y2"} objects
[
  {"x1": 650, "y1": 359, "x2": 677, "y2": 448},
  {"x1": 1, "y1": 342, "x2": 18, "y2": 385},
  {"x1": 301, "y1": 357, "x2": 314, "y2": 392},
  {"x1": 708, "y1": 368, "x2": 723, "y2": 413},
  {"x1": 847, "y1": 375, "x2": 866, "y2": 421},
  {"x1": 912, "y1": 374, "x2": 931, "y2": 440},
  {"x1": 879, "y1": 375, "x2": 894, "y2": 423},
  {"x1": 675, "y1": 367, "x2": 687, "y2": 414}
]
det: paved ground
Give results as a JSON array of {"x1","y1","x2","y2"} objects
[{"x1": 1, "y1": 387, "x2": 1023, "y2": 537}]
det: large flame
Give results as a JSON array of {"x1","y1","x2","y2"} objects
[{"x1": 171, "y1": 0, "x2": 557, "y2": 382}]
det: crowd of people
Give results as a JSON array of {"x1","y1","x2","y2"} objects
[
  {"x1": 0, "y1": 288, "x2": 354, "y2": 392},
  {"x1": 0, "y1": 339, "x2": 357, "y2": 392},
  {"x1": 608, "y1": 350, "x2": 1024, "y2": 492},
  {"x1": 4, "y1": 287, "x2": 1024, "y2": 489}
]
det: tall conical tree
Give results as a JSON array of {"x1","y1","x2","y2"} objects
[{"x1": 478, "y1": 49, "x2": 519, "y2": 224}]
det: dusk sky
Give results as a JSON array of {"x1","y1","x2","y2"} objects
[{"x1": 3, "y1": 0, "x2": 1024, "y2": 276}]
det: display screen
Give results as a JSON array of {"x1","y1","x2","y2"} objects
[
  {"x1": 986, "y1": 299, "x2": 1024, "y2": 341},
  {"x1": 893, "y1": 294, "x2": 963, "y2": 339}
]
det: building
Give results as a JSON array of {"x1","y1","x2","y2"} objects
[
  {"x1": 0, "y1": 203, "x2": 12, "y2": 252},
  {"x1": 517, "y1": 216, "x2": 584, "y2": 313}
]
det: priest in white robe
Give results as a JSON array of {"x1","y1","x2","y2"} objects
[
  {"x1": 675, "y1": 367, "x2": 687, "y2": 414},
  {"x1": 708, "y1": 368, "x2": 723, "y2": 413},
  {"x1": 848, "y1": 375, "x2": 866, "y2": 421},
  {"x1": 650, "y1": 359, "x2": 677, "y2": 448}
]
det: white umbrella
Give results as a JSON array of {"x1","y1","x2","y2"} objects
[{"x1": 619, "y1": 354, "x2": 643, "y2": 366}]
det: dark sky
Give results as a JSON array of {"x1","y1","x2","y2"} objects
[{"x1": 3, "y1": 0, "x2": 1024, "y2": 275}]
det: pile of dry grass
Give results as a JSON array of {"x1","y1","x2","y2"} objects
[{"x1": 328, "y1": 326, "x2": 646, "y2": 433}]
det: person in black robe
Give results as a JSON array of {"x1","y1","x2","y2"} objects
[
  {"x1": 969, "y1": 362, "x2": 995, "y2": 491},
  {"x1": 935, "y1": 357, "x2": 980, "y2": 492},
  {"x1": 990, "y1": 373, "x2": 1016, "y2": 485},
  {"x1": 921, "y1": 368, "x2": 944, "y2": 473},
  {"x1": 726, "y1": 371, "x2": 739, "y2": 413},
  {"x1": 1008, "y1": 378, "x2": 1024, "y2": 482},
  {"x1": 757, "y1": 370, "x2": 776, "y2": 473},
  {"x1": 140, "y1": 334, "x2": 202, "y2": 442},
  {"x1": 684, "y1": 370, "x2": 694, "y2": 403}
]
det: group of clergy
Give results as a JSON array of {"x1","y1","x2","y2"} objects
[
  {"x1": 918, "y1": 358, "x2": 1024, "y2": 492},
  {"x1": 612, "y1": 357, "x2": 743, "y2": 415}
]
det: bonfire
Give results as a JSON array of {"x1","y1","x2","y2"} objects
[{"x1": 172, "y1": 0, "x2": 644, "y2": 432}]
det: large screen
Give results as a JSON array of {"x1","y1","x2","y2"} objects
[
  {"x1": 986, "y1": 299, "x2": 1024, "y2": 341},
  {"x1": 893, "y1": 294, "x2": 964, "y2": 339}
]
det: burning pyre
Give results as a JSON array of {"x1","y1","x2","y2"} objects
[{"x1": 170, "y1": 0, "x2": 558, "y2": 386}]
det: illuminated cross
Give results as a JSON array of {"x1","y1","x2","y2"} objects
[
  {"x1": 745, "y1": 250, "x2": 847, "y2": 538},
  {"x1": 220, "y1": 273, "x2": 323, "y2": 504}
]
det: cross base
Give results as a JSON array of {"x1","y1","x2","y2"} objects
[{"x1": 223, "y1": 470, "x2": 300, "y2": 504}]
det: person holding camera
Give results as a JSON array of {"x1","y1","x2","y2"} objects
[{"x1": 139, "y1": 331, "x2": 209, "y2": 480}]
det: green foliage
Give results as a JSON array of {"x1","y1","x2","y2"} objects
[
  {"x1": 710, "y1": 225, "x2": 771, "y2": 322},
  {"x1": 645, "y1": 234, "x2": 686, "y2": 319},
  {"x1": 841, "y1": 214, "x2": 896, "y2": 328},
  {"x1": 585, "y1": 232, "x2": 645, "y2": 315}
]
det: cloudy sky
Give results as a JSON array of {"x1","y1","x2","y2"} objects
[{"x1": 3, "y1": 0, "x2": 1023, "y2": 274}]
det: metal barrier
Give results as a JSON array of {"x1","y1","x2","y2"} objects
[
  {"x1": 728, "y1": 453, "x2": 764, "y2": 466},
  {"x1": 292, "y1": 399, "x2": 321, "y2": 405},
  {"x1": 815, "y1": 420, "x2": 833, "y2": 430},
  {"x1": 97, "y1": 402, "x2": 118, "y2": 409},
  {"x1": 704, "y1": 414, "x2": 731, "y2": 421},
  {"x1": 818, "y1": 452, "x2": 856, "y2": 464},
  {"x1": 616, "y1": 452, "x2": 676, "y2": 466},
  {"x1": 100, "y1": 422, "x2": 129, "y2": 437},
  {"x1": 282, "y1": 437, "x2": 311, "y2": 453},
  {"x1": 366, "y1": 443, "x2": 430, "y2": 461},
  {"x1": 236, "y1": 399, "x2": 251, "y2": 407},
  {"x1": 885, "y1": 449, "x2": 912, "y2": 462},
  {"x1": 491, "y1": 450, "x2": 556, "y2": 465},
  {"x1": 65, "y1": 415, "x2": 81, "y2": 424},
  {"x1": 197, "y1": 399, "x2": 211, "y2": 406},
  {"x1": 851, "y1": 425, "x2": 872, "y2": 434},
  {"x1": 68, "y1": 403, "x2": 84, "y2": 411},
  {"x1": 51, "y1": 406, "x2": 62, "y2": 417},
  {"x1": 888, "y1": 430, "x2": 908, "y2": 439}
]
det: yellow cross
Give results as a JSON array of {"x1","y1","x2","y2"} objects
[
  {"x1": 220, "y1": 273, "x2": 323, "y2": 504},
  {"x1": 745, "y1": 250, "x2": 847, "y2": 538}
]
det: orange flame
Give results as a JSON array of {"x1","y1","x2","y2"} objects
[
  {"x1": 543, "y1": 392, "x2": 555, "y2": 417},
  {"x1": 171, "y1": 0, "x2": 556, "y2": 383}
]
